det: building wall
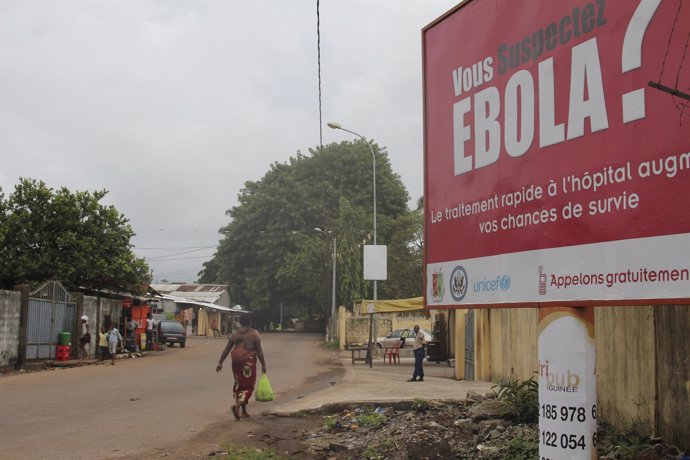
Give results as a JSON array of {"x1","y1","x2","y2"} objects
[
  {"x1": 340, "y1": 309, "x2": 435, "y2": 359},
  {"x1": 0, "y1": 290, "x2": 21, "y2": 366},
  {"x1": 218, "y1": 291, "x2": 230, "y2": 308}
]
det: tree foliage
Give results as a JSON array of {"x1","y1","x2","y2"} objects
[
  {"x1": 0, "y1": 178, "x2": 151, "y2": 293},
  {"x1": 199, "y1": 140, "x2": 423, "y2": 323}
]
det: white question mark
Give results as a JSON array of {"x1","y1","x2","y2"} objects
[{"x1": 621, "y1": 0, "x2": 661, "y2": 123}]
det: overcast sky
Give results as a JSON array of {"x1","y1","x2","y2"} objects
[{"x1": 0, "y1": 0, "x2": 458, "y2": 283}]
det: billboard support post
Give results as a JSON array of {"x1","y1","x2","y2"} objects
[{"x1": 538, "y1": 307, "x2": 597, "y2": 459}]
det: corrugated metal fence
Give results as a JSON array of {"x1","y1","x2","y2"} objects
[{"x1": 26, "y1": 281, "x2": 76, "y2": 359}]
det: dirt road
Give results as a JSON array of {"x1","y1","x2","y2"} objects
[{"x1": 0, "y1": 333, "x2": 343, "y2": 459}]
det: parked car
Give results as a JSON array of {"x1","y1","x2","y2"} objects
[
  {"x1": 376, "y1": 328, "x2": 433, "y2": 350},
  {"x1": 157, "y1": 320, "x2": 186, "y2": 348}
]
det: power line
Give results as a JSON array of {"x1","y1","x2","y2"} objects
[
  {"x1": 136, "y1": 245, "x2": 216, "y2": 251},
  {"x1": 148, "y1": 255, "x2": 214, "y2": 262},
  {"x1": 316, "y1": 0, "x2": 323, "y2": 150},
  {"x1": 144, "y1": 247, "x2": 215, "y2": 260}
]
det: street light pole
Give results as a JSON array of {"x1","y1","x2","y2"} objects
[
  {"x1": 331, "y1": 237, "x2": 336, "y2": 343},
  {"x1": 327, "y1": 122, "x2": 377, "y2": 367},
  {"x1": 315, "y1": 228, "x2": 337, "y2": 343}
]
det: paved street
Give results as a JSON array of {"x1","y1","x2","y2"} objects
[{"x1": 0, "y1": 333, "x2": 342, "y2": 460}]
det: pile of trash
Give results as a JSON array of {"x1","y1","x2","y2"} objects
[
  {"x1": 297, "y1": 392, "x2": 685, "y2": 459},
  {"x1": 301, "y1": 392, "x2": 538, "y2": 459}
]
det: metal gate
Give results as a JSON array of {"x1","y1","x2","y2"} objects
[
  {"x1": 464, "y1": 309, "x2": 475, "y2": 380},
  {"x1": 27, "y1": 281, "x2": 76, "y2": 360}
]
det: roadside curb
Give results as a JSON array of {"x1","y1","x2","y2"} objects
[
  {"x1": 1, "y1": 350, "x2": 160, "y2": 376},
  {"x1": 46, "y1": 351, "x2": 153, "y2": 367}
]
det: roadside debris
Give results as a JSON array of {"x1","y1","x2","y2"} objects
[{"x1": 293, "y1": 393, "x2": 683, "y2": 459}]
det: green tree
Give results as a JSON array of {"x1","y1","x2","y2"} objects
[
  {"x1": 0, "y1": 178, "x2": 151, "y2": 292},
  {"x1": 378, "y1": 197, "x2": 424, "y2": 299},
  {"x1": 199, "y1": 140, "x2": 417, "y2": 322}
]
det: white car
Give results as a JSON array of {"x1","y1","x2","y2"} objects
[{"x1": 376, "y1": 328, "x2": 433, "y2": 350}]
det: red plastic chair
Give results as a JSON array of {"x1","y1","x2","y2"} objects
[{"x1": 383, "y1": 340, "x2": 402, "y2": 365}]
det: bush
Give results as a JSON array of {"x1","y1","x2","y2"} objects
[{"x1": 492, "y1": 377, "x2": 539, "y2": 423}]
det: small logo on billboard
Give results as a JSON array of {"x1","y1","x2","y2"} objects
[
  {"x1": 538, "y1": 266, "x2": 547, "y2": 295},
  {"x1": 472, "y1": 275, "x2": 511, "y2": 292},
  {"x1": 499, "y1": 275, "x2": 511, "y2": 290},
  {"x1": 450, "y1": 266, "x2": 468, "y2": 301},
  {"x1": 431, "y1": 269, "x2": 445, "y2": 302}
]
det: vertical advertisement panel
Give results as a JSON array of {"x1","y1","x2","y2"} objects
[
  {"x1": 538, "y1": 308, "x2": 597, "y2": 459},
  {"x1": 423, "y1": 0, "x2": 690, "y2": 308}
]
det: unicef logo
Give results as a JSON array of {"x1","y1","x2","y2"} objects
[
  {"x1": 450, "y1": 266, "x2": 468, "y2": 301},
  {"x1": 500, "y1": 275, "x2": 511, "y2": 291}
]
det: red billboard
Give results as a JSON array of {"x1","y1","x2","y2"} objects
[{"x1": 423, "y1": 0, "x2": 690, "y2": 308}]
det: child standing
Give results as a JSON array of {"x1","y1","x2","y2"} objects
[
  {"x1": 98, "y1": 326, "x2": 109, "y2": 363},
  {"x1": 107, "y1": 325, "x2": 123, "y2": 366}
]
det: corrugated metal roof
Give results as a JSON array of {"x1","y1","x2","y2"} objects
[
  {"x1": 150, "y1": 283, "x2": 227, "y2": 305},
  {"x1": 156, "y1": 294, "x2": 237, "y2": 312}
]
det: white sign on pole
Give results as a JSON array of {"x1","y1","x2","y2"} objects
[
  {"x1": 363, "y1": 245, "x2": 387, "y2": 281},
  {"x1": 538, "y1": 308, "x2": 597, "y2": 459}
]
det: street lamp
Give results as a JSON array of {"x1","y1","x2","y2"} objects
[
  {"x1": 315, "y1": 228, "x2": 336, "y2": 343},
  {"x1": 327, "y1": 121, "x2": 378, "y2": 367}
]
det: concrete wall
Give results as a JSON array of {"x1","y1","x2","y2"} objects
[
  {"x1": 0, "y1": 290, "x2": 21, "y2": 366},
  {"x1": 76, "y1": 295, "x2": 123, "y2": 359}
]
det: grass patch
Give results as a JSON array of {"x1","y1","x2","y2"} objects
[
  {"x1": 217, "y1": 444, "x2": 287, "y2": 460},
  {"x1": 320, "y1": 341, "x2": 340, "y2": 351},
  {"x1": 324, "y1": 415, "x2": 337, "y2": 430},
  {"x1": 486, "y1": 432, "x2": 539, "y2": 460},
  {"x1": 595, "y1": 400, "x2": 663, "y2": 459},
  {"x1": 354, "y1": 411, "x2": 386, "y2": 429},
  {"x1": 360, "y1": 437, "x2": 395, "y2": 460},
  {"x1": 412, "y1": 397, "x2": 429, "y2": 412}
]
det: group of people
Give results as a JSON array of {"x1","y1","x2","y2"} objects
[
  {"x1": 78, "y1": 315, "x2": 123, "y2": 365},
  {"x1": 123, "y1": 313, "x2": 155, "y2": 352},
  {"x1": 78, "y1": 312, "x2": 157, "y2": 365}
]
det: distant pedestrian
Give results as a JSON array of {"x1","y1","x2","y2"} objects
[
  {"x1": 98, "y1": 326, "x2": 109, "y2": 363},
  {"x1": 145, "y1": 313, "x2": 155, "y2": 351},
  {"x1": 79, "y1": 315, "x2": 91, "y2": 360},
  {"x1": 408, "y1": 325, "x2": 426, "y2": 382},
  {"x1": 216, "y1": 316, "x2": 267, "y2": 421},
  {"x1": 107, "y1": 325, "x2": 123, "y2": 366},
  {"x1": 211, "y1": 319, "x2": 220, "y2": 337},
  {"x1": 126, "y1": 315, "x2": 139, "y2": 351},
  {"x1": 126, "y1": 315, "x2": 139, "y2": 337}
]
